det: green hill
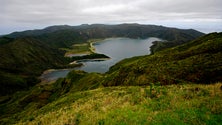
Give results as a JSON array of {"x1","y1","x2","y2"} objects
[
  {"x1": 103, "y1": 32, "x2": 222, "y2": 86},
  {"x1": 0, "y1": 37, "x2": 70, "y2": 95},
  {"x1": 2, "y1": 83, "x2": 221, "y2": 125},
  {"x1": 0, "y1": 32, "x2": 221, "y2": 124}
]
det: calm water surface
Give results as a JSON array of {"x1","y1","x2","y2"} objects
[
  {"x1": 75, "y1": 37, "x2": 160, "y2": 73},
  {"x1": 40, "y1": 37, "x2": 161, "y2": 81}
]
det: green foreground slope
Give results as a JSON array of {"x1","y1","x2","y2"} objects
[{"x1": 3, "y1": 83, "x2": 222, "y2": 125}]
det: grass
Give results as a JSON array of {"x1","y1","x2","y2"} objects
[
  {"x1": 63, "y1": 39, "x2": 103, "y2": 57},
  {"x1": 0, "y1": 37, "x2": 68, "y2": 95},
  {"x1": 11, "y1": 82, "x2": 222, "y2": 125},
  {"x1": 104, "y1": 32, "x2": 222, "y2": 86},
  {"x1": 62, "y1": 43, "x2": 91, "y2": 56}
]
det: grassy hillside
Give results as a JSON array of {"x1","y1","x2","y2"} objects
[
  {"x1": 0, "y1": 37, "x2": 71, "y2": 95},
  {"x1": 1, "y1": 82, "x2": 221, "y2": 124},
  {"x1": 0, "y1": 70, "x2": 103, "y2": 124},
  {"x1": 34, "y1": 29, "x2": 88, "y2": 48},
  {"x1": 70, "y1": 24, "x2": 203, "y2": 40},
  {"x1": 20, "y1": 83, "x2": 222, "y2": 125},
  {"x1": 103, "y1": 32, "x2": 222, "y2": 86}
]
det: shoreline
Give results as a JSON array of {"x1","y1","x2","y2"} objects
[
  {"x1": 76, "y1": 58, "x2": 110, "y2": 62},
  {"x1": 65, "y1": 38, "x2": 104, "y2": 57},
  {"x1": 40, "y1": 39, "x2": 109, "y2": 83}
]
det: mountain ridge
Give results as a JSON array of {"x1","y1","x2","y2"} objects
[{"x1": 5, "y1": 24, "x2": 204, "y2": 51}]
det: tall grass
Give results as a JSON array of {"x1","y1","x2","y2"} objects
[{"x1": 14, "y1": 83, "x2": 222, "y2": 125}]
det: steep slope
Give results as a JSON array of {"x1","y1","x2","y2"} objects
[
  {"x1": 103, "y1": 32, "x2": 222, "y2": 86},
  {"x1": 1, "y1": 80, "x2": 221, "y2": 124},
  {"x1": 34, "y1": 29, "x2": 88, "y2": 48},
  {"x1": 149, "y1": 28, "x2": 206, "y2": 54},
  {"x1": 75, "y1": 24, "x2": 204, "y2": 41},
  {"x1": 16, "y1": 83, "x2": 221, "y2": 125},
  {"x1": 0, "y1": 37, "x2": 69, "y2": 95}
]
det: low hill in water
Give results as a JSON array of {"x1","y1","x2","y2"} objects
[{"x1": 0, "y1": 33, "x2": 221, "y2": 124}]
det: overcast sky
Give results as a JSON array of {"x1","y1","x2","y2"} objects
[{"x1": 1, "y1": 0, "x2": 222, "y2": 34}]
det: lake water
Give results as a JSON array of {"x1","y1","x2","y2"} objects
[
  {"x1": 75, "y1": 37, "x2": 160, "y2": 73},
  {"x1": 40, "y1": 37, "x2": 161, "y2": 81}
]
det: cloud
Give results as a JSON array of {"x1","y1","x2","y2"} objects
[{"x1": 0, "y1": 0, "x2": 222, "y2": 34}]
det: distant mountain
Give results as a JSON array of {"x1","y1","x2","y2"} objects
[
  {"x1": 6, "y1": 24, "x2": 204, "y2": 48},
  {"x1": 74, "y1": 24, "x2": 204, "y2": 42},
  {"x1": 7, "y1": 25, "x2": 73, "y2": 38}
]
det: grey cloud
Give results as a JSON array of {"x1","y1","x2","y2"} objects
[{"x1": 0, "y1": 0, "x2": 222, "y2": 34}]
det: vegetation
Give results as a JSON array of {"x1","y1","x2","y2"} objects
[
  {"x1": 0, "y1": 70, "x2": 103, "y2": 124},
  {"x1": 103, "y1": 32, "x2": 222, "y2": 86},
  {"x1": 0, "y1": 31, "x2": 221, "y2": 124},
  {"x1": 34, "y1": 29, "x2": 88, "y2": 48},
  {"x1": 1, "y1": 24, "x2": 218, "y2": 125},
  {"x1": 71, "y1": 53, "x2": 110, "y2": 61},
  {"x1": 1, "y1": 82, "x2": 221, "y2": 124},
  {"x1": 62, "y1": 43, "x2": 91, "y2": 56},
  {"x1": 62, "y1": 39, "x2": 103, "y2": 57},
  {"x1": 0, "y1": 36, "x2": 14, "y2": 45},
  {"x1": 0, "y1": 37, "x2": 70, "y2": 95}
]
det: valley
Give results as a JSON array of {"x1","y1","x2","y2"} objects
[
  {"x1": 0, "y1": 24, "x2": 204, "y2": 95},
  {"x1": 0, "y1": 24, "x2": 221, "y2": 124}
]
